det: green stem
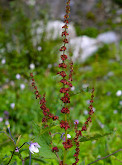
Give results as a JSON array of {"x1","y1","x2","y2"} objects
[{"x1": 63, "y1": 148, "x2": 67, "y2": 165}]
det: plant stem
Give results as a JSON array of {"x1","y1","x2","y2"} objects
[
  {"x1": 7, "y1": 149, "x2": 15, "y2": 165},
  {"x1": 18, "y1": 142, "x2": 29, "y2": 149},
  {"x1": 88, "y1": 149, "x2": 122, "y2": 165},
  {"x1": 63, "y1": 148, "x2": 67, "y2": 165},
  {"x1": 22, "y1": 160, "x2": 25, "y2": 165},
  {"x1": 55, "y1": 152, "x2": 61, "y2": 162},
  {"x1": 29, "y1": 151, "x2": 31, "y2": 165},
  {"x1": 8, "y1": 127, "x2": 16, "y2": 144}
]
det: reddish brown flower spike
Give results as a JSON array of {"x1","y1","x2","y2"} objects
[
  {"x1": 52, "y1": 147, "x2": 59, "y2": 152},
  {"x1": 61, "y1": 54, "x2": 68, "y2": 61},
  {"x1": 62, "y1": 139, "x2": 73, "y2": 149},
  {"x1": 60, "y1": 88, "x2": 69, "y2": 93},
  {"x1": 59, "y1": 63, "x2": 67, "y2": 68},
  {"x1": 64, "y1": 14, "x2": 69, "y2": 19},
  {"x1": 52, "y1": 116, "x2": 59, "y2": 120},
  {"x1": 61, "y1": 107, "x2": 70, "y2": 114},
  {"x1": 62, "y1": 31, "x2": 69, "y2": 37},
  {"x1": 81, "y1": 125, "x2": 87, "y2": 131},
  {"x1": 63, "y1": 38, "x2": 69, "y2": 44},
  {"x1": 66, "y1": 0, "x2": 70, "y2": 5},
  {"x1": 57, "y1": 71, "x2": 67, "y2": 78},
  {"x1": 64, "y1": 20, "x2": 69, "y2": 24},
  {"x1": 62, "y1": 24, "x2": 68, "y2": 29},
  {"x1": 60, "y1": 46, "x2": 67, "y2": 51},
  {"x1": 60, "y1": 120, "x2": 70, "y2": 130},
  {"x1": 30, "y1": 73, "x2": 33, "y2": 77}
]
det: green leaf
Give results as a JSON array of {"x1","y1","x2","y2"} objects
[
  {"x1": 16, "y1": 135, "x2": 21, "y2": 146},
  {"x1": 31, "y1": 156, "x2": 46, "y2": 163},
  {"x1": 79, "y1": 132, "x2": 113, "y2": 142},
  {"x1": 35, "y1": 134, "x2": 56, "y2": 159},
  {"x1": 32, "y1": 123, "x2": 58, "y2": 159},
  {"x1": 0, "y1": 131, "x2": 15, "y2": 149}
]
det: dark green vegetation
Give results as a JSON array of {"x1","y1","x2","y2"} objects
[{"x1": 0, "y1": 1, "x2": 122, "y2": 165}]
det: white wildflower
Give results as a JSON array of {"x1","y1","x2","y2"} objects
[
  {"x1": 30, "y1": 63, "x2": 35, "y2": 70},
  {"x1": 119, "y1": 101, "x2": 122, "y2": 105},
  {"x1": 37, "y1": 46, "x2": 42, "y2": 51},
  {"x1": 67, "y1": 134, "x2": 71, "y2": 139},
  {"x1": 71, "y1": 86, "x2": 75, "y2": 91},
  {"x1": 1, "y1": 59, "x2": 6, "y2": 64},
  {"x1": 10, "y1": 103, "x2": 15, "y2": 109},
  {"x1": 116, "y1": 90, "x2": 122, "y2": 96},
  {"x1": 113, "y1": 110, "x2": 118, "y2": 114},
  {"x1": 0, "y1": 117, "x2": 3, "y2": 122},
  {"x1": 29, "y1": 143, "x2": 40, "y2": 154},
  {"x1": 20, "y1": 84, "x2": 25, "y2": 90},
  {"x1": 84, "y1": 110, "x2": 88, "y2": 115},
  {"x1": 16, "y1": 74, "x2": 21, "y2": 80}
]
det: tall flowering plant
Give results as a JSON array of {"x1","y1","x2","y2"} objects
[{"x1": 30, "y1": 1, "x2": 95, "y2": 164}]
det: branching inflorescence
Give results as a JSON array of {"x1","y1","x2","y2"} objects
[
  {"x1": 30, "y1": 0, "x2": 95, "y2": 164},
  {"x1": 30, "y1": 73, "x2": 59, "y2": 128}
]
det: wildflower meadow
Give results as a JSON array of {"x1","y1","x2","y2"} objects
[{"x1": 0, "y1": 0, "x2": 122, "y2": 164}]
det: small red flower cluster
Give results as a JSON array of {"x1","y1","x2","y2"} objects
[
  {"x1": 72, "y1": 88, "x2": 95, "y2": 164},
  {"x1": 30, "y1": 73, "x2": 58, "y2": 127},
  {"x1": 30, "y1": 73, "x2": 41, "y2": 99},
  {"x1": 61, "y1": 93, "x2": 70, "y2": 103},
  {"x1": 60, "y1": 120, "x2": 70, "y2": 130},
  {"x1": 52, "y1": 146, "x2": 59, "y2": 152},
  {"x1": 57, "y1": 71, "x2": 67, "y2": 78},
  {"x1": 40, "y1": 94, "x2": 59, "y2": 125},
  {"x1": 61, "y1": 54, "x2": 67, "y2": 61},
  {"x1": 61, "y1": 107, "x2": 70, "y2": 114},
  {"x1": 69, "y1": 61, "x2": 73, "y2": 82},
  {"x1": 59, "y1": 63, "x2": 67, "y2": 68},
  {"x1": 60, "y1": 79, "x2": 72, "y2": 87},
  {"x1": 72, "y1": 122, "x2": 82, "y2": 165},
  {"x1": 62, "y1": 139, "x2": 73, "y2": 149},
  {"x1": 81, "y1": 88, "x2": 95, "y2": 131},
  {"x1": 60, "y1": 88, "x2": 69, "y2": 93}
]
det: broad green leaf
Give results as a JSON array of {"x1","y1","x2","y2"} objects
[
  {"x1": 35, "y1": 134, "x2": 57, "y2": 159},
  {"x1": 32, "y1": 123, "x2": 59, "y2": 159},
  {"x1": 79, "y1": 132, "x2": 112, "y2": 142}
]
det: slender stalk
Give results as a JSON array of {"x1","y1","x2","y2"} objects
[
  {"x1": 22, "y1": 160, "x2": 25, "y2": 165},
  {"x1": 8, "y1": 127, "x2": 16, "y2": 144},
  {"x1": 88, "y1": 149, "x2": 122, "y2": 165},
  {"x1": 55, "y1": 152, "x2": 61, "y2": 162},
  {"x1": 63, "y1": 148, "x2": 67, "y2": 165},
  {"x1": 7, "y1": 149, "x2": 15, "y2": 165},
  {"x1": 18, "y1": 142, "x2": 29, "y2": 150},
  {"x1": 29, "y1": 151, "x2": 31, "y2": 165}
]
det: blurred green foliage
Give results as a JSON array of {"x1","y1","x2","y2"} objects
[
  {"x1": 75, "y1": 25, "x2": 99, "y2": 38},
  {"x1": 0, "y1": 0, "x2": 122, "y2": 164}
]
